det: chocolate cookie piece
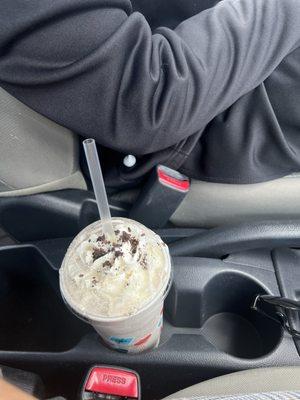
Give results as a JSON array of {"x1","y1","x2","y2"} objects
[
  {"x1": 92, "y1": 247, "x2": 107, "y2": 261},
  {"x1": 130, "y1": 238, "x2": 139, "y2": 254},
  {"x1": 103, "y1": 260, "x2": 112, "y2": 268},
  {"x1": 120, "y1": 231, "x2": 131, "y2": 242}
]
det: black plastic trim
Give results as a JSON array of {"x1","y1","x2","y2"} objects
[
  {"x1": 0, "y1": 242, "x2": 298, "y2": 399},
  {"x1": 169, "y1": 220, "x2": 300, "y2": 258}
]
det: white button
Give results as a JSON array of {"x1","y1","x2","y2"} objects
[{"x1": 123, "y1": 154, "x2": 136, "y2": 168}]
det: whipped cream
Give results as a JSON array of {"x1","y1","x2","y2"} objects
[{"x1": 60, "y1": 218, "x2": 169, "y2": 318}]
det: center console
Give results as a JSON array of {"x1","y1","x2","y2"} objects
[
  {"x1": 0, "y1": 191, "x2": 300, "y2": 399},
  {"x1": 0, "y1": 234, "x2": 299, "y2": 399}
]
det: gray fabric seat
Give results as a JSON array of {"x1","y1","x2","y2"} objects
[
  {"x1": 0, "y1": 87, "x2": 86, "y2": 197},
  {"x1": 163, "y1": 367, "x2": 300, "y2": 399},
  {"x1": 1, "y1": 87, "x2": 300, "y2": 228},
  {"x1": 170, "y1": 175, "x2": 300, "y2": 228},
  {"x1": 111, "y1": 174, "x2": 300, "y2": 228}
]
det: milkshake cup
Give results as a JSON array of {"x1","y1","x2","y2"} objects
[{"x1": 60, "y1": 217, "x2": 172, "y2": 353}]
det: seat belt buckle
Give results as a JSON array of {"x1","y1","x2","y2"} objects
[
  {"x1": 129, "y1": 165, "x2": 190, "y2": 228},
  {"x1": 82, "y1": 365, "x2": 141, "y2": 400}
]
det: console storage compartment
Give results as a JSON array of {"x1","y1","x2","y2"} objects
[
  {"x1": 0, "y1": 246, "x2": 90, "y2": 352},
  {"x1": 166, "y1": 259, "x2": 282, "y2": 358},
  {"x1": 0, "y1": 241, "x2": 297, "y2": 400}
]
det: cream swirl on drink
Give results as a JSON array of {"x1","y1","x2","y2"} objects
[{"x1": 60, "y1": 218, "x2": 169, "y2": 318}]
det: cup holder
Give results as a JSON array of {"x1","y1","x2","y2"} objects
[
  {"x1": 201, "y1": 272, "x2": 283, "y2": 359},
  {"x1": 0, "y1": 246, "x2": 91, "y2": 352}
]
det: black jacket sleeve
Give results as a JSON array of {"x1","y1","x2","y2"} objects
[{"x1": 1, "y1": 0, "x2": 300, "y2": 155}]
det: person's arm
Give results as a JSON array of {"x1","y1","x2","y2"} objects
[
  {"x1": 1, "y1": 0, "x2": 300, "y2": 154},
  {"x1": 0, "y1": 378, "x2": 36, "y2": 400}
]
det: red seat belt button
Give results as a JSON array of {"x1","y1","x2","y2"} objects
[{"x1": 84, "y1": 366, "x2": 140, "y2": 399}]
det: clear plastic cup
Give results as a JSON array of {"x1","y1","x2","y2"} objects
[{"x1": 60, "y1": 218, "x2": 172, "y2": 353}]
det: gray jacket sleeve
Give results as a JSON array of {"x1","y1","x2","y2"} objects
[{"x1": 1, "y1": 0, "x2": 300, "y2": 154}]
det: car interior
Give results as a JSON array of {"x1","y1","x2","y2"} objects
[{"x1": 1, "y1": 0, "x2": 300, "y2": 399}]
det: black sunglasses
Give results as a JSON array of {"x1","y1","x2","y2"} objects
[{"x1": 252, "y1": 294, "x2": 300, "y2": 339}]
